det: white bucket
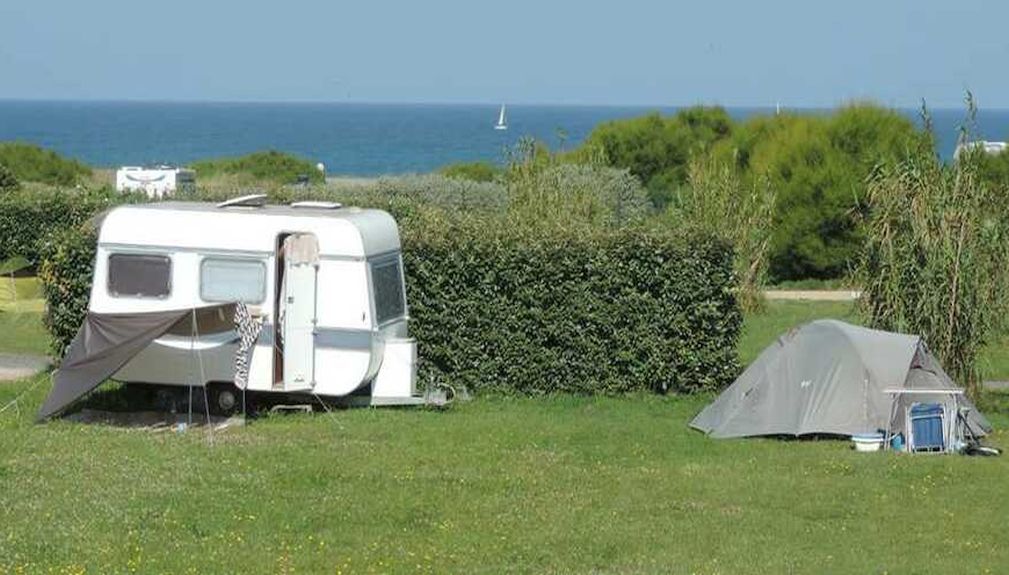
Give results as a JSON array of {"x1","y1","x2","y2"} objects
[{"x1": 851, "y1": 433, "x2": 884, "y2": 452}]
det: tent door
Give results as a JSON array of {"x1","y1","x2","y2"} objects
[{"x1": 279, "y1": 233, "x2": 319, "y2": 392}]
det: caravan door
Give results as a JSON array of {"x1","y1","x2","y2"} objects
[{"x1": 280, "y1": 233, "x2": 319, "y2": 391}]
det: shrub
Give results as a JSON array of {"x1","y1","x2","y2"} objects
[
  {"x1": 577, "y1": 106, "x2": 734, "y2": 207},
  {"x1": 714, "y1": 104, "x2": 926, "y2": 280},
  {"x1": 439, "y1": 161, "x2": 501, "y2": 182},
  {"x1": 0, "y1": 163, "x2": 18, "y2": 193},
  {"x1": 191, "y1": 150, "x2": 324, "y2": 185},
  {"x1": 369, "y1": 174, "x2": 509, "y2": 213},
  {"x1": 404, "y1": 215, "x2": 741, "y2": 395},
  {"x1": 504, "y1": 137, "x2": 653, "y2": 229},
  {"x1": 0, "y1": 142, "x2": 91, "y2": 186},
  {"x1": 39, "y1": 225, "x2": 98, "y2": 355}
]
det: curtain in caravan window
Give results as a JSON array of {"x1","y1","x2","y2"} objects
[{"x1": 200, "y1": 258, "x2": 266, "y2": 304}]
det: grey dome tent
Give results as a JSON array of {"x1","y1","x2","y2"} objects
[{"x1": 690, "y1": 320, "x2": 990, "y2": 439}]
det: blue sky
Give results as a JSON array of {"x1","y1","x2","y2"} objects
[{"x1": 1, "y1": 0, "x2": 1007, "y2": 107}]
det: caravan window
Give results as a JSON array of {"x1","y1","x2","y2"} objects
[
  {"x1": 371, "y1": 257, "x2": 406, "y2": 324},
  {"x1": 200, "y1": 258, "x2": 267, "y2": 304},
  {"x1": 108, "y1": 254, "x2": 172, "y2": 298}
]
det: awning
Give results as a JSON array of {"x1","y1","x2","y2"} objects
[{"x1": 37, "y1": 304, "x2": 236, "y2": 421}]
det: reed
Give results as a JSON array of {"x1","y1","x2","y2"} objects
[
  {"x1": 855, "y1": 95, "x2": 1009, "y2": 396},
  {"x1": 674, "y1": 156, "x2": 776, "y2": 311}
]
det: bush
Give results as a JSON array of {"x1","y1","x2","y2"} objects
[
  {"x1": 713, "y1": 104, "x2": 926, "y2": 280},
  {"x1": 503, "y1": 138, "x2": 653, "y2": 229},
  {"x1": 404, "y1": 216, "x2": 741, "y2": 395},
  {"x1": 191, "y1": 150, "x2": 324, "y2": 185},
  {"x1": 506, "y1": 163, "x2": 652, "y2": 228},
  {"x1": 439, "y1": 161, "x2": 501, "y2": 182},
  {"x1": 0, "y1": 142, "x2": 91, "y2": 186},
  {"x1": 576, "y1": 106, "x2": 733, "y2": 207},
  {"x1": 39, "y1": 225, "x2": 98, "y2": 355},
  {"x1": 0, "y1": 186, "x2": 124, "y2": 264},
  {"x1": 0, "y1": 163, "x2": 18, "y2": 193}
]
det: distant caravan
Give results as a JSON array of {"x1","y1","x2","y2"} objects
[
  {"x1": 116, "y1": 165, "x2": 195, "y2": 198},
  {"x1": 953, "y1": 140, "x2": 1008, "y2": 160}
]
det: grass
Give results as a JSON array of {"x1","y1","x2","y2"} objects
[
  {"x1": 740, "y1": 300, "x2": 856, "y2": 365},
  {"x1": 0, "y1": 276, "x2": 47, "y2": 356},
  {"x1": 767, "y1": 277, "x2": 859, "y2": 291},
  {"x1": 742, "y1": 300, "x2": 1009, "y2": 382},
  {"x1": 3, "y1": 295, "x2": 1009, "y2": 572},
  {"x1": 0, "y1": 311, "x2": 48, "y2": 356},
  {"x1": 1, "y1": 380, "x2": 1008, "y2": 574}
]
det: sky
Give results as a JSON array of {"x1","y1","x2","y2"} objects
[{"x1": 1, "y1": 0, "x2": 1008, "y2": 108}]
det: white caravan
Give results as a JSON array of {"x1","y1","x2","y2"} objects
[
  {"x1": 89, "y1": 196, "x2": 418, "y2": 412},
  {"x1": 116, "y1": 165, "x2": 196, "y2": 198}
]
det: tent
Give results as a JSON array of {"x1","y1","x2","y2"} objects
[
  {"x1": 38, "y1": 304, "x2": 237, "y2": 421},
  {"x1": 690, "y1": 319, "x2": 990, "y2": 439}
]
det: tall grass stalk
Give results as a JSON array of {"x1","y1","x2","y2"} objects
[
  {"x1": 855, "y1": 97, "x2": 1009, "y2": 396},
  {"x1": 675, "y1": 157, "x2": 776, "y2": 311},
  {"x1": 505, "y1": 137, "x2": 650, "y2": 229}
]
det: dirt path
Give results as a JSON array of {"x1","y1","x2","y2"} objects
[
  {"x1": 763, "y1": 290, "x2": 863, "y2": 302},
  {"x1": 0, "y1": 352, "x2": 51, "y2": 381}
]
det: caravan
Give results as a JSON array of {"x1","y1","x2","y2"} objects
[
  {"x1": 116, "y1": 165, "x2": 196, "y2": 198},
  {"x1": 39, "y1": 195, "x2": 420, "y2": 418}
]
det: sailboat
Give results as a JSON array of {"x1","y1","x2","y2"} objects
[{"x1": 494, "y1": 104, "x2": 508, "y2": 130}]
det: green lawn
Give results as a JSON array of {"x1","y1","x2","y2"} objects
[
  {"x1": 742, "y1": 300, "x2": 1009, "y2": 382},
  {"x1": 3, "y1": 295, "x2": 1009, "y2": 573},
  {"x1": 0, "y1": 311, "x2": 48, "y2": 356},
  {"x1": 1, "y1": 379, "x2": 1008, "y2": 574},
  {"x1": 739, "y1": 300, "x2": 857, "y2": 365},
  {"x1": 0, "y1": 276, "x2": 48, "y2": 356}
]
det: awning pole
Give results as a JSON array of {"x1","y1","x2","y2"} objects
[{"x1": 191, "y1": 308, "x2": 214, "y2": 445}]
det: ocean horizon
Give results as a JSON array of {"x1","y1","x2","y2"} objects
[{"x1": 1, "y1": 99, "x2": 1006, "y2": 176}]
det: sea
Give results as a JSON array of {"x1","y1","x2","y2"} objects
[{"x1": 1, "y1": 100, "x2": 1007, "y2": 176}]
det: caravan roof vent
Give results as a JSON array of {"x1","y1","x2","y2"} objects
[
  {"x1": 217, "y1": 194, "x2": 268, "y2": 208},
  {"x1": 290, "y1": 201, "x2": 343, "y2": 209}
]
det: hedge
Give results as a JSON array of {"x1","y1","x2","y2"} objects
[
  {"x1": 38, "y1": 225, "x2": 97, "y2": 355},
  {"x1": 402, "y1": 219, "x2": 741, "y2": 394},
  {"x1": 40, "y1": 213, "x2": 742, "y2": 394},
  {"x1": 0, "y1": 187, "x2": 125, "y2": 264}
]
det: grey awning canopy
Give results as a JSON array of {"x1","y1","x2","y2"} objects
[
  {"x1": 38, "y1": 304, "x2": 236, "y2": 421},
  {"x1": 690, "y1": 320, "x2": 990, "y2": 438}
]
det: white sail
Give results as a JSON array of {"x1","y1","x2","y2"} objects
[{"x1": 495, "y1": 104, "x2": 508, "y2": 130}]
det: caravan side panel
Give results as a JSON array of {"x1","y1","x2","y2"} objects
[{"x1": 312, "y1": 259, "x2": 374, "y2": 396}]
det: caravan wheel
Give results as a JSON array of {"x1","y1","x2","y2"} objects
[{"x1": 208, "y1": 383, "x2": 242, "y2": 417}]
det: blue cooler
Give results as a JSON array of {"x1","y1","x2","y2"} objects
[{"x1": 910, "y1": 403, "x2": 945, "y2": 452}]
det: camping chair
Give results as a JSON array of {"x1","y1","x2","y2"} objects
[
  {"x1": 883, "y1": 389, "x2": 965, "y2": 454},
  {"x1": 906, "y1": 402, "x2": 946, "y2": 453}
]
